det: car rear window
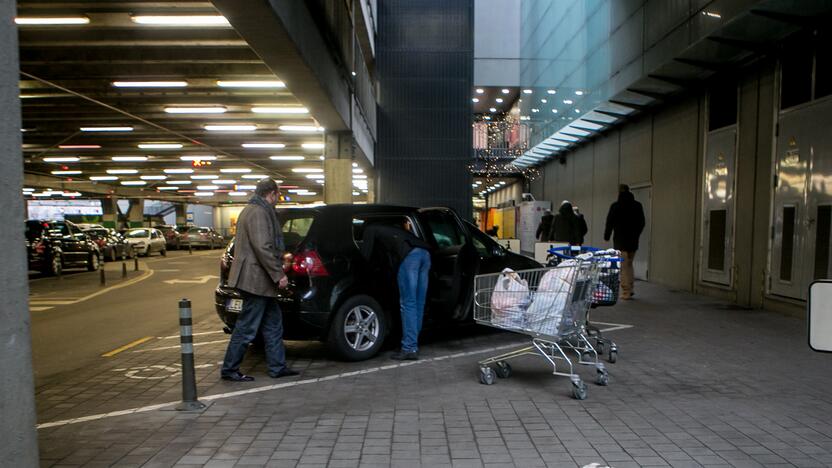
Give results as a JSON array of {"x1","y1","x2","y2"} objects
[
  {"x1": 279, "y1": 212, "x2": 316, "y2": 251},
  {"x1": 352, "y1": 215, "x2": 412, "y2": 242}
]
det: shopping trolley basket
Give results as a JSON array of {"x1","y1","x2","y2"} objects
[
  {"x1": 473, "y1": 255, "x2": 608, "y2": 400},
  {"x1": 549, "y1": 246, "x2": 621, "y2": 363}
]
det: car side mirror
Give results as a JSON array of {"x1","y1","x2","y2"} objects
[{"x1": 809, "y1": 281, "x2": 832, "y2": 353}]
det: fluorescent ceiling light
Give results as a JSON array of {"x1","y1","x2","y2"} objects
[
  {"x1": 190, "y1": 175, "x2": 218, "y2": 180},
  {"x1": 140, "y1": 175, "x2": 167, "y2": 180},
  {"x1": 541, "y1": 99, "x2": 547, "y2": 103},
  {"x1": 131, "y1": 15, "x2": 230, "y2": 26},
  {"x1": 163, "y1": 168, "x2": 193, "y2": 174},
  {"x1": 194, "y1": 192, "x2": 214, "y2": 197},
  {"x1": 292, "y1": 168, "x2": 324, "y2": 173},
  {"x1": 475, "y1": 88, "x2": 484, "y2": 94},
  {"x1": 575, "y1": 108, "x2": 581, "y2": 113},
  {"x1": 242, "y1": 143, "x2": 285, "y2": 149},
  {"x1": 44, "y1": 157, "x2": 79, "y2": 162},
  {"x1": 59, "y1": 145, "x2": 100, "y2": 149},
  {"x1": 212, "y1": 179, "x2": 237, "y2": 185},
  {"x1": 166, "y1": 180, "x2": 192, "y2": 184},
  {"x1": 241, "y1": 174, "x2": 266, "y2": 179},
  {"x1": 552, "y1": 109, "x2": 559, "y2": 113},
  {"x1": 165, "y1": 106, "x2": 226, "y2": 114},
  {"x1": 575, "y1": 90, "x2": 584, "y2": 96},
  {"x1": 472, "y1": 98, "x2": 479, "y2": 103},
  {"x1": 270, "y1": 155, "x2": 305, "y2": 161},
  {"x1": 523, "y1": 89, "x2": 533, "y2": 94},
  {"x1": 112, "y1": 156, "x2": 147, "y2": 162},
  {"x1": 51, "y1": 170, "x2": 81, "y2": 175},
  {"x1": 204, "y1": 125, "x2": 257, "y2": 132},
  {"x1": 501, "y1": 89, "x2": 509, "y2": 94},
  {"x1": 80, "y1": 126, "x2": 133, "y2": 132},
  {"x1": 220, "y1": 168, "x2": 252, "y2": 173},
  {"x1": 306, "y1": 174, "x2": 325, "y2": 180},
  {"x1": 352, "y1": 168, "x2": 364, "y2": 174},
  {"x1": 15, "y1": 16, "x2": 90, "y2": 25},
  {"x1": 112, "y1": 81, "x2": 187, "y2": 88},
  {"x1": 489, "y1": 107, "x2": 496, "y2": 112},
  {"x1": 353, "y1": 191, "x2": 361, "y2": 196},
  {"x1": 547, "y1": 89, "x2": 556, "y2": 94},
  {"x1": 302, "y1": 143, "x2": 325, "y2": 150},
  {"x1": 22, "y1": 188, "x2": 35, "y2": 192},
  {"x1": 138, "y1": 143, "x2": 182, "y2": 149},
  {"x1": 296, "y1": 192, "x2": 317, "y2": 196},
  {"x1": 180, "y1": 155, "x2": 217, "y2": 161},
  {"x1": 236, "y1": 185, "x2": 256, "y2": 190},
  {"x1": 251, "y1": 107, "x2": 308, "y2": 114},
  {"x1": 106, "y1": 169, "x2": 138, "y2": 174},
  {"x1": 157, "y1": 186, "x2": 178, "y2": 190},
  {"x1": 229, "y1": 192, "x2": 248, "y2": 196},
  {"x1": 279, "y1": 125, "x2": 324, "y2": 132},
  {"x1": 216, "y1": 80, "x2": 284, "y2": 88},
  {"x1": 353, "y1": 175, "x2": 368, "y2": 180},
  {"x1": 90, "y1": 176, "x2": 118, "y2": 181},
  {"x1": 121, "y1": 181, "x2": 146, "y2": 186},
  {"x1": 495, "y1": 98, "x2": 503, "y2": 103},
  {"x1": 563, "y1": 99, "x2": 573, "y2": 105},
  {"x1": 197, "y1": 185, "x2": 219, "y2": 190}
]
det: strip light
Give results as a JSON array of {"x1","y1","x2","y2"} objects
[
  {"x1": 59, "y1": 145, "x2": 100, "y2": 149},
  {"x1": 306, "y1": 174, "x2": 325, "y2": 180},
  {"x1": 241, "y1": 174, "x2": 268, "y2": 179},
  {"x1": 197, "y1": 185, "x2": 219, "y2": 190},
  {"x1": 190, "y1": 175, "x2": 219, "y2": 180},
  {"x1": 166, "y1": 180, "x2": 192, "y2": 184},
  {"x1": 251, "y1": 107, "x2": 308, "y2": 114},
  {"x1": 157, "y1": 186, "x2": 179, "y2": 190},
  {"x1": 216, "y1": 80, "x2": 285, "y2": 88},
  {"x1": 242, "y1": 143, "x2": 285, "y2": 149},
  {"x1": 121, "y1": 181, "x2": 147, "y2": 186},
  {"x1": 204, "y1": 125, "x2": 257, "y2": 132},
  {"x1": 163, "y1": 168, "x2": 193, "y2": 174},
  {"x1": 112, "y1": 81, "x2": 187, "y2": 88},
  {"x1": 270, "y1": 155, "x2": 305, "y2": 161},
  {"x1": 301, "y1": 143, "x2": 324, "y2": 149},
  {"x1": 44, "y1": 157, "x2": 79, "y2": 162},
  {"x1": 194, "y1": 192, "x2": 214, "y2": 197},
  {"x1": 220, "y1": 168, "x2": 252, "y2": 173},
  {"x1": 112, "y1": 156, "x2": 147, "y2": 162},
  {"x1": 279, "y1": 125, "x2": 324, "y2": 132},
  {"x1": 180, "y1": 155, "x2": 217, "y2": 161},
  {"x1": 15, "y1": 17, "x2": 89, "y2": 25},
  {"x1": 90, "y1": 176, "x2": 118, "y2": 181},
  {"x1": 106, "y1": 169, "x2": 138, "y2": 174},
  {"x1": 140, "y1": 175, "x2": 167, "y2": 180},
  {"x1": 51, "y1": 170, "x2": 81, "y2": 175},
  {"x1": 131, "y1": 15, "x2": 230, "y2": 26},
  {"x1": 228, "y1": 192, "x2": 248, "y2": 196},
  {"x1": 80, "y1": 126, "x2": 133, "y2": 132},
  {"x1": 165, "y1": 106, "x2": 226, "y2": 114},
  {"x1": 212, "y1": 180, "x2": 237, "y2": 185},
  {"x1": 292, "y1": 168, "x2": 324, "y2": 173},
  {"x1": 139, "y1": 143, "x2": 182, "y2": 149},
  {"x1": 236, "y1": 185, "x2": 256, "y2": 190}
]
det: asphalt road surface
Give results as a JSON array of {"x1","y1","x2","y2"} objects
[{"x1": 29, "y1": 249, "x2": 225, "y2": 385}]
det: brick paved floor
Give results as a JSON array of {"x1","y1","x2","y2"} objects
[{"x1": 37, "y1": 282, "x2": 832, "y2": 467}]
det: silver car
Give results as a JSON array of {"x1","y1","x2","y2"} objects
[{"x1": 124, "y1": 228, "x2": 167, "y2": 257}]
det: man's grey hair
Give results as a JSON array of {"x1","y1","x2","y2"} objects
[{"x1": 255, "y1": 178, "x2": 279, "y2": 197}]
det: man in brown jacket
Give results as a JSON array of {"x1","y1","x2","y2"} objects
[{"x1": 221, "y1": 178, "x2": 298, "y2": 381}]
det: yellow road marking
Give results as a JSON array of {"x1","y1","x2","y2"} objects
[{"x1": 101, "y1": 336, "x2": 154, "y2": 357}]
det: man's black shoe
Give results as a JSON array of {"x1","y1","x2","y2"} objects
[
  {"x1": 269, "y1": 368, "x2": 300, "y2": 378},
  {"x1": 221, "y1": 372, "x2": 254, "y2": 382},
  {"x1": 390, "y1": 351, "x2": 419, "y2": 361}
]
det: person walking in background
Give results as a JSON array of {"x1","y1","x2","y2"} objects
[
  {"x1": 573, "y1": 205, "x2": 589, "y2": 245},
  {"x1": 549, "y1": 201, "x2": 582, "y2": 245},
  {"x1": 361, "y1": 219, "x2": 431, "y2": 360},
  {"x1": 536, "y1": 209, "x2": 554, "y2": 241},
  {"x1": 604, "y1": 184, "x2": 646, "y2": 300},
  {"x1": 221, "y1": 178, "x2": 299, "y2": 381}
]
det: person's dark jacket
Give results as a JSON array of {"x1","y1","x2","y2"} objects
[
  {"x1": 604, "y1": 191, "x2": 645, "y2": 251},
  {"x1": 360, "y1": 224, "x2": 431, "y2": 272},
  {"x1": 227, "y1": 198, "x2": 286, "y2": 297},
  {"x1": 536, "y1": 213, "x2": 554, "y2": 241},
  {"x1": 548, "y1": 202, "x2": 582, "y2": 245},
  {"x1": 575, "y1": 212, "x2": 588, "y2": 245}
]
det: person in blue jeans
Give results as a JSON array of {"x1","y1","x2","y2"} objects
[{"x1": 361, "y1": 219, "x2": 432, "y2": 360}]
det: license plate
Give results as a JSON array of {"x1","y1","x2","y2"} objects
[{"x1": 227, "y1": 299, "x2": 243, "y2": 313}]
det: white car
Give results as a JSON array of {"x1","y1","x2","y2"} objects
[{"x1": 124, "y1": 228, "x2": 167, "y2": 257}]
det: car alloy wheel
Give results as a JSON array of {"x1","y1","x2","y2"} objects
[
  {"x1": 343, "y1": 305, "x2": 380, "y2": 352},
  {"x1": 50, "y1": 255, "x2": 62, "y2": 276},
  {"x1": 87, "y1": 252, "x2": 100, "y2": 271}
]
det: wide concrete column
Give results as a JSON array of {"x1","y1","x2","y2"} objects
[
  {"x1": 100, "y1": 196, "x2": 118, "y2": 228},
  {"x1": 127, "y1": 198, "x2": 145, "y2": 227},
  {"x1": 175, "y1": 203, "x2": 187, "y2": 226},
  {"x1": 324, "y1": 131, "x2": 354, "y2": 205},
  {"x1": 0, "y1": 1, "x2": 40, "y2": 465}
]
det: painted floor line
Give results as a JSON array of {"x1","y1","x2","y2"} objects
[
  {"x1": 133, "y1": 339, "x2": 228, "y2": 353},
  {"x1": 29, "y1": 268, "x2": 155, "y2": 309},
  {"x1": 36, "y1": 323, "x2": 635, "y2": 430},
  {"x1": 157, "y1": 330, "x2": 225, "y2": 340},
  {"x1": 30, "y1": 306, "x2": 53, "y2": 312},
  {"x1": 102, "y1": 336, "x2": 154, "y2": 357}
]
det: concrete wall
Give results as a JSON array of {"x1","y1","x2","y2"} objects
[{"x1": 530, "y1": 61, "x2": 789, "y2": 311}]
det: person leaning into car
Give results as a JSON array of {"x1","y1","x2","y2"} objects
[
  {"x1": 221, "y1": 178, "x2": 299, "y2": 382},
  {"x1": 360, "y1": 219, "x2": 431, "y2": 361}
]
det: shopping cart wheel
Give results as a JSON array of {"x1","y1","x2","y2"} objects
[
  {"x1": 495, "y1": 361, "x2": 512, "y2": 379},
  {"x1": 479, "y1": 367, "x2": 495, "y2": 385},
  {"x1": 595, "y1": 340, "x2": 605, "y2": 355},
  {"x1": 608, "y1": 350, "x2": 617, "y2": 364},
  {"x1": 571, "y1": 380, "x2": 588, "y2": 400},
  {"x1": 596, "y1": 368, "x2": 609, "y2": 386}
]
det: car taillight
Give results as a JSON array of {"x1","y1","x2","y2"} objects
[
  {"x1": 292, "y1": 250, "x2": 329, "y2": 277},
  {"x1": 34, "y1": 241, "x2": 45, "y2": 254}
]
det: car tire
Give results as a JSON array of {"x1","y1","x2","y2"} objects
[
  {"x1": 45, "y1": 254, "x2": 62, "y2": 276},
  {"x1": 327, "y1": 295, "x2": 388, "y2": 361},
  {"x1": 87, "y1": 252, "x2": 100, "y2": 271},
  {"x1": 143, "y1": 246, "x2": 151, "y2": 257},
  {"x1": 161, "y1": 248, "x2": 167, "y2": 257}
]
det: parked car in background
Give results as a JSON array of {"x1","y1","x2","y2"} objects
[
  {"x1": 154, "y1": 225, "x2": 183, "y2": 250},
  {"x1": 214, "y1": 205, "x2": 540, "y2": 361},
  {"x1": 82, "y1": 227, "x2": 134, "y2": 261},
  {"x1": 124, "y1": 228, "x2": 167, "y2": 257},
  {"x1": 26, "y1": 219, "x2": 102, "y2": 275},
  {"x1": 183, "y1": 226, "x2": 223, "y2": 249}
]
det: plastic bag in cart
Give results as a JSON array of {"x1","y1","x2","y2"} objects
[
  {"x1": 523, "y1": 261, "x2": 576, "y2": 336},
  {"x1": 593, "y1": 282, "x2": 614, "y2": 303},
  {"x1": 490, "y1": 268, "x2": 531, "y2": 329}
]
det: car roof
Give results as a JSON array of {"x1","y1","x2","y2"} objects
[{"x1": 278, "y1": 204, "x2": 421, "y2": 216}]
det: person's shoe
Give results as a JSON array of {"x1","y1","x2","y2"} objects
[
  {"x1": 268, "y1": 368, "x2": 300, "y2": 379},
  {"x1": 221, "y1": 372, "x2": 254, "y2": 382},
  {"x1": 390, "y1": 350, "x2": 419, "y2": 361}
]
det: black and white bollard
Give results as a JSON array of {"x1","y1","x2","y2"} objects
[
  {"x1": 99, "y1": 267, "x2": 105, "y2": 286},
  {"x1": 176, "y1": 298, "x2": 206, "y2": 411},
  {"x1": 188, "y1": 242, "x2": 193, "y2": 255},
  {"x1": 122, "y1": 261, "x2": 127, "y2": 278}
]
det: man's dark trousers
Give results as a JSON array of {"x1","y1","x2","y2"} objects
[{"x1": 221, "y1": 291, "x2": 288, "y2": 377}]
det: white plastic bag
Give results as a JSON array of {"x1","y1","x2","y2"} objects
[
  {"x1": 490, "y1": 268, "x2": 531, "y2": 329},
  {"x1": 524, "y1": 263, "x2": 576, "y2": 336}
]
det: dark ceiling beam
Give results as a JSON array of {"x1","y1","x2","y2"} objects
[
  {"x1": 646, "y1": 73, "x2": 699, "y2": 88},
  {"x1": 625, "y1": 88, "x2": 668, "y2": 101},
  {"x1": 594, "y1": 109, "x2": 630, "y2": 119},
  {"x1": 749, "y1": 9, "x2": 821, "y2": 27},
  {"x1": 673, "y1": 57, "x2": 729, "y2": 72},
  {"x1": 706, "y1": 36, "x2": 770, "y2": 54},
  {"x1": 19, "y1": 63, "x2": 272, "y2": 78},
  {"x1": 608, "y1": 99, "x2": 650, "y2": 111}
]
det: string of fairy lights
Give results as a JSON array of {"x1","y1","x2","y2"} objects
[{"x1": 471, "y1": 115, "x2": 540, "y2": 198}]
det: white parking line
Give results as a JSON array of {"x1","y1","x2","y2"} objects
[
  {"x1": 30, "y1": 306, "x2": 53, "y2": 312},
  {"x1": 28, "y1": 268, "x2": 154, "y2": 309},
  {"x1": 37, "y1": 323, "x2": 635, "y2": 430}
]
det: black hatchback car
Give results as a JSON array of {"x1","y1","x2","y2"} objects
[
  {"x1": 215, "y1": 205, "x2": 540, "y2": 361},
  {"x1": 26, "y1": 219, "x2": 101, "y2": 275}
]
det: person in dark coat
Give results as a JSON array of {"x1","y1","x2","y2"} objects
[
  {"x1": 573, "y1": 205, "x2": 589, "y2": 245},
  {"x1": 604, "y1": 184, "x2": 646, "y2": 299},
  {"x1": 536, "y1": 209, "x2": 554, "y2": 241},
  {"x1": 548, "y1": 201, "x2": 582, "y2": 245}
]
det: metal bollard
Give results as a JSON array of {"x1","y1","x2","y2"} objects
[
  {"x1": 134, "y1": 256, "x2": 139, "y2": 271},
  {"x1": 100, "y1": 267, "x2": 106, "y2": 286},
  {"x1": 176, "y1": 298, "x2": 206, "y2": 411},
  {"x1": 188, "y1": 242, "x2": 193, "y2": 255},
  {"x1": 122, "y1": 261, "x2": 127, "y2": 278}
]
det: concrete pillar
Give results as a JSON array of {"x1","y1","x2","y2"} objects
[
  {"x1": 324, "y1": 131, "x2": 354, "y2": 205},
  {"x1": 367, "y1": 176, "x2": 376, "y2": 204},
  {"x1": 0, "y1": 1, "x2": 40, "y2": 465},
  {"x1": 127, "y1": 198, "x2": 145, "y2": 227},
  {"x1": 100, "y1": 196, "x2": 118, "y2": 228},
  {"x1": 175, "y1": 203, "x2": 187, "y2": 226}
]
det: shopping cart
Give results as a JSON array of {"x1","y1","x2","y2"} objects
[
  {"x1": 473, "y1": 255, "x2": 608, "y2": 400},
  {"x1": 548, "y1": 246, "x2": 621, "y2": 363}
]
